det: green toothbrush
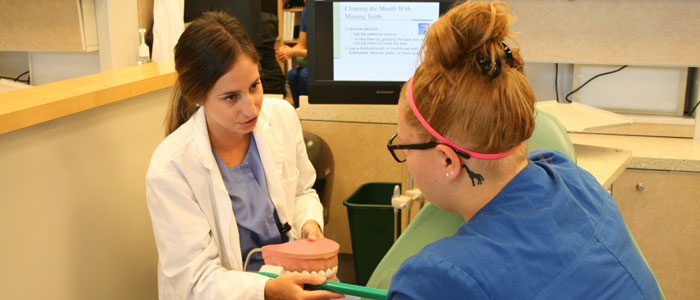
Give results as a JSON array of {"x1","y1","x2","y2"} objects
[{"x1": 258, "y1": 271, "x2": 388, "y2": 300}]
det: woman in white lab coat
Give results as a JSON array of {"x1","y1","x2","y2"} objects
[{"x1": 146, "y1": 11, "x2": 341, "y2": 300}]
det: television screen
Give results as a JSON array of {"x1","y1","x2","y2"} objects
[{"x1": 307, "y1": 0, "x2": 454, "y2": 104}]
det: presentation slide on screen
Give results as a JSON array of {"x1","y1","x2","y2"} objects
[{"x1": 333, "y1": 2, "x2": 439, "y2": 81}]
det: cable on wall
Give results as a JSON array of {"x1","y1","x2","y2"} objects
[
  {"x1": 555, "y1": 63, "x2": 559, "y2": 102},
  {"x1": 565, "y1": 65, "x2": 628, "y2": 103},
  {"x1": 688, "y1": 100, "x2": 700, "y2": 116},
  {"x1": 1, "y1": 71, "x2": 30, "y2": 84},
  {"x1": 14, "y1": 71, "x2": 29, "y2": 82}
]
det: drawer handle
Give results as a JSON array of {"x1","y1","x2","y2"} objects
[{"x1": 636, "y1": 183, "x2": 645, "y2": 192}]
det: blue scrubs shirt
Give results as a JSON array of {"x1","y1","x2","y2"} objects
[
  {"x1": 300, "y1": 8, "x2": 306, "y2": 33},
  {"x1": 388, "y1": 150, "x2": 661, "y2": 299},
  {"x1": 213, "y1": 136, "x2": 288, "y2": 272}
]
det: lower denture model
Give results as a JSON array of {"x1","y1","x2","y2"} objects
[{"x1": 262, "y1": 237, "x2": 340, "y2": 280}]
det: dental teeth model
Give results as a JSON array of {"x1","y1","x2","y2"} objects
[{"x1": 262, "y1": 237, "x2": 340, "y2": 280}]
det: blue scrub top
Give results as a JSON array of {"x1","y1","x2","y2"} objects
[
  {"x1": 213, "y1": 135, "x2": 288, "y2": 272},
  {"x1": 388, "y1": 150, "x2": 661, "y2": 299},
  {"x1": 300, "y1": 8, "x2": 307, "y2": 33}
]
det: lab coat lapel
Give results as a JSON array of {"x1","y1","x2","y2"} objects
[
  {"x1": 253, "y1": 108, "x2": 291, "y2": 233},
  {"x1": 191, "y1": 107, "x2": 242, "y2": 269},
  {"x1": 192, "y1": 107, "x2": 215, "y2": 170}
]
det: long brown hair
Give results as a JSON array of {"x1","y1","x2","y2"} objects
[
  {"x1": 405, "y1": 1, "x2": 536, "y2": 157},
  {"x1": 164, "y1": 11, "x2": 260, "y2": 135}
]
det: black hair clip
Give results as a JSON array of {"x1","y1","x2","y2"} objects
[
  {"x1": 477, "y1": 54, "x2": 501, "y2": 79},
  {"x1": 477, "y1": 43, "x2": 515, "y2": 79},
  {"x1": 502, "y1": 42, "x2": 514, "y2": 67}
]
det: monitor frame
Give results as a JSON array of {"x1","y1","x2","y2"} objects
[{"x1": 306, "y1": 0, "x2": 454, "y2": 105}]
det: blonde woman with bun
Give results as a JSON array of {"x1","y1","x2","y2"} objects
[{"x1": 386, "y1": 2, "x2": 662, "y2": 299}]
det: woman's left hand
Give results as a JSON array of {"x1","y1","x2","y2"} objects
[
  {"x1": 301, "y1": 220, "x2": 323, "y2": 241},
  {"x1": 276, "y1": 45, "x2": 291, "y2": 62}
]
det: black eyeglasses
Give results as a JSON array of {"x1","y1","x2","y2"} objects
[
  {"x1": 386, "y1": 133, "x2": 471, "y2": 163},
  {"x1": 386, "y1": 133, "x2": 439, "y2": 163}
]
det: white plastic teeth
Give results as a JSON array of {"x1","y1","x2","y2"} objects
[{"x1": 280, "y1": 265, "x2": 338, "y2": 279}]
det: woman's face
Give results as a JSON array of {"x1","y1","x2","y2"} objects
[
  {"x1": 203, "y1": 55, "x2": 263, "y2": 138},
  {"x1": 397, "y1": 94, "x2": 450, "y2": 210}
]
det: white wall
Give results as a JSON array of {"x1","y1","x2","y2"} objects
[
  {"x1": 0, "y1": 52, "x2": 30, "y2": 81},
  {"x1": 524, "y1": 62, "x2": 574, "y2": 103},
  {"x1": 29, "y1": 52, "x2": 101, "y2": 85},
  {"x1": 96, "y1": 0, "x2": 140, "y2": 71}
]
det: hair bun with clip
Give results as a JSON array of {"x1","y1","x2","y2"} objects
[{"x1": 477, "y1": 42, "x2": 515, "y2": 79}]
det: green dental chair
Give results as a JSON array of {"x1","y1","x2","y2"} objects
[{"x1": 364, "y1": 108, "x2": 665, "y2": 299}]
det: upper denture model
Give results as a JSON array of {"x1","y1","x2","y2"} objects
[{"x1": 262, "y1": 237, "x2": 340, "y2": 280}]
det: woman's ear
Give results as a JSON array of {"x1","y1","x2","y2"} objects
[{"x1": 435, "y1": 144, "x2": 462, "y2": 182}]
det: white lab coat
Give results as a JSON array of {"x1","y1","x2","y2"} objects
[
  {"x1": 146, "y1": 97, "x2": 324, "y2": 299},
  {"x1": 151, "y1": 0, "x2": 184, "y2": 61}
]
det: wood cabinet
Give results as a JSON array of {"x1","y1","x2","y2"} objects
[
  {"x1": 0, "y1": 0, "x2": 98, "y2": 52},
  {"x1": 612, "y1": 169, "x2": 700, "y2": 300},
  {"x1": 277, "y1": 0, "x2": 304, "y2": 45}
]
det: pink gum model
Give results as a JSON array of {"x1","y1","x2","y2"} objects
[{"x1": 262, "y1": 237, "x2": 340, "y2": 280}]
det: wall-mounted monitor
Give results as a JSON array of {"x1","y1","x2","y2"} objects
[{"x1": 307, "y1": 0, "x2": 454, "y2": 104}]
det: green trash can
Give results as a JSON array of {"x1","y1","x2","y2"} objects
[{"x1": 343, "y1": 182, "x2": 401, "y2": 286}]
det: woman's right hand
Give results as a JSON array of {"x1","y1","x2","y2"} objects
[{"x1": 264, "y1": 273, "x2": 344, "y2": 300}]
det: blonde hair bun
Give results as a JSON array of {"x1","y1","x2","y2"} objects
[{"x1": 422, "y1": 1, "x2": 518, "y2": 75}]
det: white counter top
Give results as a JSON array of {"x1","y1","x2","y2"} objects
[
  {"x1": 570, "y1": 133, "x2": 700, "y2": 172},
  {"x1": 574, "y1": 143, "x2": 633, "y2": 189}
]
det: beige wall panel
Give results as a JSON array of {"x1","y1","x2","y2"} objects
[
  {"x1": 0, "y1": 88, "x2": 169, "y2": 299},
  {"x1": 613, "y1": 169, "x2": 700, "y2": 300},
  {"x1": 301, "y1": 120, "x2": 407, "y2": 254},
  {"x1": 0, "y1": 0, "x2": 84, "y2": 51},
  {"x1": 507, "y1": 0, "x2": 700, "y2": 66}
]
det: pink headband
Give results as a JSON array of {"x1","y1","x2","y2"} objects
[{"x1": 407, "y1": 76, "x2": 521, "y2": 160}]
